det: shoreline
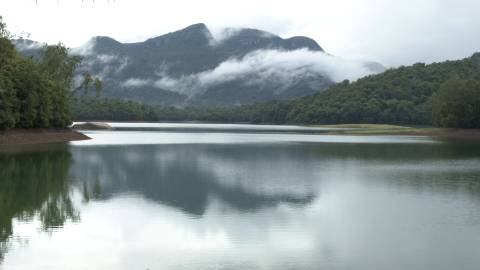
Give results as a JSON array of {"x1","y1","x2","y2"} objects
[
  {"x1": 1, "y1": 124, "x2": 479, "y2": 147},
  {"x1": 314, "y1": 125, "x2": 480, "y2": 140},
  {"x1": 0, "y1": 128, "x2": 91, "y2": 147},
  {"x1": 70, "y1": 122, "x2": 480, "y2": 140}
]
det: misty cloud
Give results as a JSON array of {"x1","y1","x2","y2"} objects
[
  {"x1": 195, "y1": 49, "x2": 375, "y2": 84},
  {"x1": 122, "y1": 78, "x2": 152, "y2": 88},
  {"x1": 115, "y1": 58, "x2": 129, "y2": 74},
  {"x1": 84, "y1": 56, "x2": 129, "y2": 79},
  {"x1": 121, "y1": 48, "x2": 381, "y2": 97},
  {"x1": 73, "y1": 40, "x2": 130, "y2": 79},
  {"x1": 96, "y1": 54, "x2": 117, "y2": 64},
  {"x1": 209, "y1": 28, "x2": 242, "y2": 45},
  {"x1": 208, "y1": 26, "x2": 278, "y2": 47},
  {"x1": 14, "y1": 39, "x2": 44, "y2": 51},
  {"x1": 70, "y1": 38, "x2": 96, "y2": 56}
]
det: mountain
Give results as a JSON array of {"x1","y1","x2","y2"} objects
[
  {"x1": 73, "y1": 52, "x2": 480, "y2": 128},
  {"x1": 15, "y1": 24, "x2": 384, "y2": 106}
]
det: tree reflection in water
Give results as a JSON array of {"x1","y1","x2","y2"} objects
[{"x1": 0, "y1": 146, "x2": 79, "y2": 262}]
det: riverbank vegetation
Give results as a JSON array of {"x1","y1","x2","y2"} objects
[
  {"x1": 0, "y1": 16, "x2": 97, "y2": 131},
  {"x1": 0, "y1": 147, "x2": 78, "y2": 261},
  {"x1": 0, "y1": 25, "x2": 71, "y2": 129}
]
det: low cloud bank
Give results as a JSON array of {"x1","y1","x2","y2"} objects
[
  {"x1": 120, "y1": 48, "x2": 382, "y2": 97},
  {"x1": 14, "y1": 39, "x2": 45, "y2": 51},
  {"x1": 70, "y1": 38, "x2": 96, "y2": 56},
  {"x1": 73, "y1": 39, "x2": 129, "y2": 79}
]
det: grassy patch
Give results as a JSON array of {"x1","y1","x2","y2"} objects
[
  {"x1": 311, "y1": 124, "x2": 445, "y2": 136},
  {"x1": 313, "y1": 124, "x2": 412, "y2": 129}
]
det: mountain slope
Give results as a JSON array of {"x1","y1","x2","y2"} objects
[
  {"x1": 67, "y1": 23, "x2": 382, "y2": 106},
  {"x1": 73, "y1": 52, "x2": 480, "y2": 128},
  {"x1": 285, "y1": 53, "x2": 480, "y2": 125}
]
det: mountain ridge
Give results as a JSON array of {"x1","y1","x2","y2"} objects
[{"x1": 15, "y1": 23, "x2": 384, "y2": 107}]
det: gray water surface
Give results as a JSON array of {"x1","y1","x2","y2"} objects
[{"x1": 1, "y1": 123, "x2": 480, "y2": 270}]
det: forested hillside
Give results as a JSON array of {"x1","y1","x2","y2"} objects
[
  {"x1": 73, "y1": 53, "x2": 480, "y2": 128},
  {"x1": 286, "y1": 53, "x2": 480, "y2": 125}
]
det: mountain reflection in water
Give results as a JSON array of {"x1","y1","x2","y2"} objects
[
  {"x1": 1, "y1": 131, "x2": 480, "y2": 270},
  {"x1": 71, "y1": 144, "x2": 318, "y2": 216}
]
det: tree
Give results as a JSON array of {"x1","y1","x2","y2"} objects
[
  {"x1": 0, "y1": 15, "x2": 93, "y2": 129},
  {"x1": 0, "y1": 36, "x2": 16, "y2": 129},
  {"x1": 429, "y1": 78, "x2": 480, "y2": 128},
  {"x1": 40, "y1": 44, "x2": 82, "y2": 90},
  {"x1": 0, "y1": 16, "x2": 10, "y2": 39}
]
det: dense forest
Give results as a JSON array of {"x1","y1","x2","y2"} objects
[
  {"x1": 0, "y1": 16, "x2": 101, "y2": 130},
  {"x1": 429, "y1": 78, "x2": 480, "y2": 128},
  {"x1": 0, "y1": 16, "x2": 75, "y2": 129},
  {"x1": 287, "y1": 54, "x2": 480, "y2": 126},
  {"x1": 73, "y1": 53, "x2": 480, "y2": 128},
  {"x1": 72, "y1": 97, "x2": 292, "y2": 123}
]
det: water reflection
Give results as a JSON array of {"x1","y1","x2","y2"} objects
[
  {"x1": 66, "y1": 140, "x2": 480, "y2": 270},
  {"x1": 71, "y1": 144, "x2": 318, "y2": 216},
  {"x1": 1, "y1": 130, "x2": 480, "y2": 269},
  {"x1": 0, "y1": 146, "x2": 78, "y2": 262}
]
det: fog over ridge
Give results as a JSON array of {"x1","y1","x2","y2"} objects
[
  {"x1": 118, "y1": 48, "x2": 379, "y2": 98},
  {"x1": 58, "y1": 23, "x2": 386, "y2": 105}
]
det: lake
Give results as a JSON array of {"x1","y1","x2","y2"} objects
[{"x1": 1, "y1": 123, "x2": 480, "y2": 270}]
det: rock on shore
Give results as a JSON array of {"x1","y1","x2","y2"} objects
[{"x1": 72, "y1": 122, "x2": 113, "y2": 130}]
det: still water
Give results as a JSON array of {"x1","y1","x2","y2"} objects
[{"x1": 1, "y1": 123, "x2": 480, "y2": 270}]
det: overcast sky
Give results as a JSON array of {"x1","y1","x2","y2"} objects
[{"x1": 1, "y1": 0, "x2": 479, "y2": 67}]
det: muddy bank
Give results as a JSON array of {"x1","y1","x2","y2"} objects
[{"x1": 0, "y1": 128, "x2": 91, "y2": 147}]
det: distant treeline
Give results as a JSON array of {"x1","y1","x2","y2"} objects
[
  {"x1": 72, "y1": 97, "x2": 292, "y2": 123},
  {"x1": 74, "y1": 53, "x2": 480, "y2": 128}
]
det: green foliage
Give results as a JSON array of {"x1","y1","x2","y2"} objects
[
  {"x1": 0, "y1": 16, "x2": 10, "y2": 39},
  {"x1": 285, "y1": 55, "x2": 480, "y2": 126},
  {"x1": 0, "y1": 17, "x2": 81, "y2": 129},
  {"x1": 0, "y1": 148, "x2": 78, "y2": 261},
  {"x1": 429, "y1": 78, "x2": 480, "y2": 128},
  {"x1": 72, "y1": 97, "x2": 292, "y2": 124},
  {"x1": 72, "y1": 97, "x2": 163, "y2": 121},
  {"x1": 0, "y1": 38, "x2": 16, "y2": 128},
  {"x1": 40, "y1": 43, "x2": 81, "y2": 90}
]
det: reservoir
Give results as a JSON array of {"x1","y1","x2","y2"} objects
[{"x1": 1, "y1": 123, "x2": 480, "y2": 270}]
